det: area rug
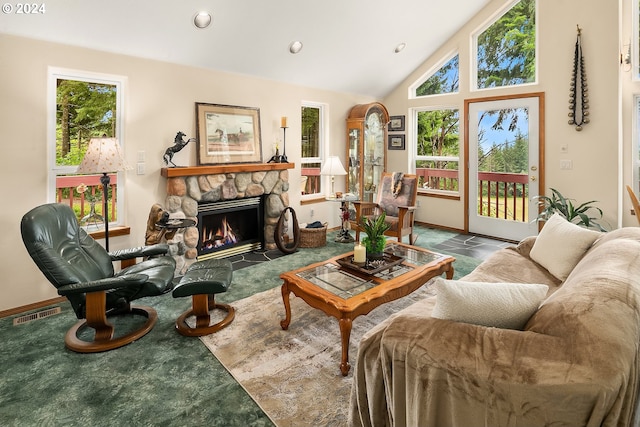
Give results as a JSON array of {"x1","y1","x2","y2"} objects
[{"x1": 199, "y1": 283, "x2": 438, "y2": 427}]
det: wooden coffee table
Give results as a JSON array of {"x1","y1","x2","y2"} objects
[{"x1": 279, "y1": 242, "x2": 454, "y2": 376}]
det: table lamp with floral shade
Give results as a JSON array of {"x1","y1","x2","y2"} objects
[{"x1": 76, "y1": 137, "x2": 131, "y2": 251}]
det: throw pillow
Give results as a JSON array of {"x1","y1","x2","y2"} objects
[
  {"x1": 431, "y1": 278, "x2": 549, "y2": 330},
  {"x1": 529, "y1": 213, "x2": 602, "y2": 281}
]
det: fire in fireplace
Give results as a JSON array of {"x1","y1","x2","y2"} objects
[
  {"x1": 201, "y1": 216, "x2": 238, "y2": 250},
  {"x1": 197, "y1": 196, "x2": 264, "y2": 259}
]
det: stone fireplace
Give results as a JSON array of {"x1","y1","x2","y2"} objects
[{"x1": 161, "y1": 163, "x2": 293, "y2": 274}]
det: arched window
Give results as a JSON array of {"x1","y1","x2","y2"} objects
[
  {"x1": 411, "y1": 52, "x2": 459, "y2": 98},
  {"x1": 473, "y1": 0, "x2": 536, "y2": 90}
]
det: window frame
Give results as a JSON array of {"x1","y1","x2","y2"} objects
[
  {"x1": 409, "y1": 49, "x2": 460, "y2": 99},
  {"x1": 410, "y1": 106, "x2": 461, "y2": 197},
  {"x1": 300, "y1": 101, "x2": 328, "y2": 201},
  {"x1": 634, "y1": 95, "x2": 640, "y2": 192},
  {"x1": 470, "y1": 0, "x2": 538, "y2": 92},
  {"x1": 633, "y1": 0, "x2": 640, "y2": 81},
  {"x1": 47, "y1": 67, "x2": 127, "y2": 226}
]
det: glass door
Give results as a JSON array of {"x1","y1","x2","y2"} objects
[
  {"x1": 347, "y1": 128, "x2": 360, "y2": 197},
  {"x1": 466, "y1": 94, "x2": 543, "y2": 241}
]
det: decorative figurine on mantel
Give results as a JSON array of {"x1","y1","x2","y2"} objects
[
  {"x1": 163, "y1": 131, "x2": 195, "y2": 167},
  {"x1": 268, "y1": 116, "x2": 289, "y2": 163},
  {"x1": 268, "y1": 141, "x2": 285, "y2": 163}
]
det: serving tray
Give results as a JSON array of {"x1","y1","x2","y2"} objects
[{"x1": 336, "y1": 252, "x2": 404, "y2": 276}]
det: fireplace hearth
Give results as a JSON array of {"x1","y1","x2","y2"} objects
[{"x1": 197, "y1": 197, "x2": 264, "y2": 260}]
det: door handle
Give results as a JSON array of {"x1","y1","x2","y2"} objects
[
  {"x1": 531, "y1": 176, "x2": 537, "y2": 181},
  {"x1": 531, "y1": 166, "x2": 537, "y2": 171}
]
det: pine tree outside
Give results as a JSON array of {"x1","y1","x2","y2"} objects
[{"x1": 55, "y1": 78, "x2": 119, "y2": 224}]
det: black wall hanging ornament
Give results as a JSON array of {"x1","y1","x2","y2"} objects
[{"x1": 568, "y1": 25, "x2": 589, "y2": 131}]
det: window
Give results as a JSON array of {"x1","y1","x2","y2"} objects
[
  {"x1": 474, "y1": 0, "x2": 536, "y2": 90},
  {"x1": 301, "y1": 102, "x2": 326, "y2": 197},
  {"x1": 48, "y1": 68, "x2": 126, "y2": 227},
  {"x1": 412, "y1": 53, "x2": 459, "y2": 97},
  {"x1": 414, "y1": 108, "x2": 460, "y2": 193}
]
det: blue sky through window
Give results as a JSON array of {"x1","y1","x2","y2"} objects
[
  {"x1": 415, "y1": 54, "x2": 459, "y2": 96},
  {"x1": 477, "y1": 107, "x2": 529, "y2": 173}
]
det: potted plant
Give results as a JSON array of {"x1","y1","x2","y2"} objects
[
  {"x1": 360, "y1": 212, "x2": 390, "y2": 260},
  {"x1": 535, "y1": 188, "x2": 607, "y2": 231}
]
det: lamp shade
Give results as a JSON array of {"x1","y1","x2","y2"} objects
[
  {"x1": 76, "y1": 137, "x2": 131, "y2": 174},
  {"x1": 320, "y1": 156, "x2": 347, "y2": 176}
]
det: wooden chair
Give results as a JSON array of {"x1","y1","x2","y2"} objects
[
  {"x1": 627, "y1": 185, "x2": 640, "y2": 226},
  {"x1": 352, "y1": 172, "x2": 419, "y2": 244}
]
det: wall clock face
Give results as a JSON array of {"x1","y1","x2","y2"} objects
[{"x1": 366, "y1": 112, "x2": 382, "y2": 133}]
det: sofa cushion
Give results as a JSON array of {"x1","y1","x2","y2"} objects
[
  {"x1": 461, "y1": 241, "x2": 561, "y2": 290},
  {"x1": 529, "y1": 213, "x2": 601, "y2": 281},
  {"x1": 431, "y1": 278, "x2": 549, "y2": 329}
]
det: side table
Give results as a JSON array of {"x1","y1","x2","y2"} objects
[
  {"x1": 327, "y1": 197, "x2": 355, "y2": 243},
  {"x1": 155, "y1": 218, "x2": 196, "y2": 242}
]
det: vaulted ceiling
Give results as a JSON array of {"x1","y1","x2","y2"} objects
[{"x1": 1, "y1": 0, "x2": 493, "y2": 98}]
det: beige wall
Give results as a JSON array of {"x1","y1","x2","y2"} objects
[
  {"x1": 383, "y1": 0, "x2": 623, "y2": 231},
  {"x1": 0, "y1": 34, "x2": 373, "y2": 312}
]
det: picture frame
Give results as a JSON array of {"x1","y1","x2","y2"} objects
[
  {"x1": 196, "y1": 102, "x2": 263, "y2": 165},
  {"x1": 388, "y1": 115, "x2": 405, "y2": 132},
  {"x1": 388, "y1": 134, "x2": 406, "y2": 150}
]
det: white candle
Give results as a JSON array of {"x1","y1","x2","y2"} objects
[{"x1": 354, "y1": 242, "x2": 366, "y2": 263}]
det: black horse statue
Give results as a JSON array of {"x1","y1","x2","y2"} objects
[{"x1": 163, "y1": 131, "x2": 194, "y2": 167}]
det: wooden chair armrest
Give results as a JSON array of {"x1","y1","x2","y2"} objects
[
  {"x1": 351, "y1": 201, "x2": 378, "y2": 209},
  {"x1": 396, "y1": 205, "x2": 417, "y2": 227},
  {"x1": 352, "y1": 201, "x2": 379, "y2": 218}
]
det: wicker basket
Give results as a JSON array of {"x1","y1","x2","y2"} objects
[{"x1": 299, "y1": 223, "x2": 328, "y2": 248}]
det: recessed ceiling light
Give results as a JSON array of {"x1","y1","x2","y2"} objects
[
  {"x1": 194, "y1": 12, "x2": 212, "y2": 29},
  {"x1": 289, "y1": 41, "x2": 303, "y2": 54},
  {"x1": 394, "y1": 43, "x2": 406, "y2": 53}
]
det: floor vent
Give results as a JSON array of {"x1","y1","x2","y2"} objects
[{"x1": 13, "y1": 307, "x2": 62, "y2": 326}]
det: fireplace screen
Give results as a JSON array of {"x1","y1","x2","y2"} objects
[{"x1": 197, "y1": 197, "x2": 264, "y2": 259}]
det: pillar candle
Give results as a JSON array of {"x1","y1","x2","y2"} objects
[
  {"x1": 281, "y1": 116, "x2": 287, "y2": 127},
  {"x1": 354, "y1": 242, "x2": 366, "y2": 263}
]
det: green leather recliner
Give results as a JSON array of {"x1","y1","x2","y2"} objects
[{"x1": 21, "y1": 203, "x2": 176, "y2": 352}]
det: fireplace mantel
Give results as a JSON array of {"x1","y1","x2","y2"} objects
[{"x1": 161, "y1": 162, "x2": 294, "y2": 178}]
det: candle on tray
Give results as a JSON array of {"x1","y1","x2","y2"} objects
[
  {"x1": 281, "y1": 116, "x2": 287, "y2": 128},
  {"x1": 354, "y1": 242, "x2": 366, "y2": 264}
]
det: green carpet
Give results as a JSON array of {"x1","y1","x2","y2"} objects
[{"x1": 0, "y1": 226, "x2": 483, "y2": 426}]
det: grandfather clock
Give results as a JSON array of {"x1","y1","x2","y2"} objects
[{"x1": 345, "y1": 102, "x2": 389, "y2": 203}]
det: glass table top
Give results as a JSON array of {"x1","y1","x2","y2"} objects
[{"x1": 295, "y1": 244, "x2": 447, "y2": 299}]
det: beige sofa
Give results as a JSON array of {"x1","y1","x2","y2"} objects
[{"x1": 349, "y1": 219, "x2": 640, "y2": 427}]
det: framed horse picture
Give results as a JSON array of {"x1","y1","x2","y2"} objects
[{"x1": 195, "y1": 102, "x2": 263, "y2": 165}]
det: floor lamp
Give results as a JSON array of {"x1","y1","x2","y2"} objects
[{"x1": 76, "y1": 137, "x2": 131, "y2": 251}]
